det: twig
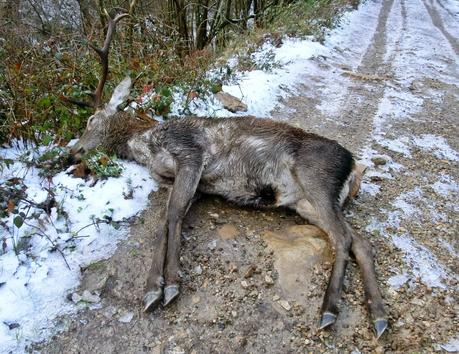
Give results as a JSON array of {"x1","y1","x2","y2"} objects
[{"x1": 23, "y1": 221, "x2": 71, "y2": 270}]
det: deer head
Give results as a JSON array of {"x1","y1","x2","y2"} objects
[
  {"x1": 68, "y1": 11, "x2": 130, "y2": 162},
  {"x1": 69, "y1": 77, "x2": 132, "y2": 161}
]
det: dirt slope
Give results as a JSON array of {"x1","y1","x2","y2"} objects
[{"x1": 35, "y1": 0, "x2": 458, "y2": 352}]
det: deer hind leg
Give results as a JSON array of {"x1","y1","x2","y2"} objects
[
  {"x1": 295, "y1": 198, "x2": 352, "y2": 329},
  {"x1": 349, "y1": 228, "x2": 388, "y2": 338},
  {"x1": 296, "y1": 198, "x2": 388, "y2": 337}
]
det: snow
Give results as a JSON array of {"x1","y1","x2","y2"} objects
[
  {"x1": 355, "y1": 0, "x2": 459, "y2": 296},
  {"x1": 436, "y1": 336, "x2": 459, "y2": 353},
  {"x1": 364, "y1": 179, "x2": 457, "y2": 290},
  {"x1": 169, "y1": 0, "x2": 383, "y2": 119},
  {"x1": 387, "y1": 272, "x2": 410, "y2": 289},
  {"x1": 412, "y1": 134, "x2": 459, "y2": 161},
  {"x1": 0, "y1": 144, "x2": 156, "y2": 353},
  {"x1": 391, "y1": 234, "x2": 449, "y2": 288},
  {"x1": 432, "y1": 175, "x2": 458, "y2": 197}
]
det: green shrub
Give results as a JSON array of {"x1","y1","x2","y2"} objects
[{"x1": 83, "y1": 151, "x2": 123, "y2": 178}]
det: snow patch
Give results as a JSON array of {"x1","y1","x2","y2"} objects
[
  {"x1": 432, "y1": 174, "x2": 458, "y2": 197},
  {"x1": 387, "y1": 273, "x2": 409, "y2": 289},
  {"x1": 0, "y1": 144, "x2": 156, "y2": 353},
  {"x1": 436, "y1": 336, "x2": 459, "y2": 353},
  {"x1": 391, "y1": 234, "x2": 448, "y2": 288},
  {"x1": 412, "y1": 134, "x2": 459, "y2": 161}
]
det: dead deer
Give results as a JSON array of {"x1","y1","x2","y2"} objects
[{"x1": 68, "y1": 12, "x2": 388, "y2": 339}]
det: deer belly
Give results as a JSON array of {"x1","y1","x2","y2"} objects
[
  {"x1": 199, "y1": 172, "x2": 299, "y2": 209},
  {"x1": 198, "y1": 177, "x2": 275, "y2": 207}
]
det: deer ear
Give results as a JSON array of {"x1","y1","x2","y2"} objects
[{"x1": 106, "y1": 76, "x2": 132, "y2": 115}]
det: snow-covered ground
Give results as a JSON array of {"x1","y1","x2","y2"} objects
[
  {"x1": 1, "y1": 0, "x2": 458, "y2": 352},
  {"x1": 0, "y1": 144, "x2": 156, "y2": 352}
]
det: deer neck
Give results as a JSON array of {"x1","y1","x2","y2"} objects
[{"x1": 103, "y1": 113, "x2": 157, "y2": 160}]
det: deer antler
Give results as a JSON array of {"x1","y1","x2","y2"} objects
[
  {"x1": 89, "y1": 10, "x2": 129, "y2": 109},
  {"x1": 62, "y1": 10, "x2": 128, "y2": 109}
]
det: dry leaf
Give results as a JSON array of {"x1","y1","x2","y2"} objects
[
  {"x1": 73, "y1": 163, "x2": 88, "y2": 178},
  {"x1": 7, "y1": 200, "x2": 15, "y2": 214}
]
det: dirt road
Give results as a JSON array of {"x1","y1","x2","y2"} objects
[{"x1": 36, "y1": 0, "x2": 458, "y2": 352}]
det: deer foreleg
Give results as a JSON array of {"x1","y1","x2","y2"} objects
[
  {"x1": 162, "y1": 163, "x2": 203, "y2": 306},
  {"x1": 144, "y1": 207, "x2": 168, "y2": 312}
]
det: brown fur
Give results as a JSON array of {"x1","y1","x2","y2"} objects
[{"x1": 103, "y1": 112, "x2": 157, "y2": 158}]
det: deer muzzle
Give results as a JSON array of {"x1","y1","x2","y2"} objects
[{"x1": 68, "y1": 146, "x2": 85, "y2": 164}]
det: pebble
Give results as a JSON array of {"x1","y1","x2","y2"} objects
[
  {"x1": 371, "y1": 157, "x2": 387, "y2": 166},
  {"x1": 208, "y1": 240, "x2": 217, "y2": 250},
  {"x1": 81, "y1": 290, "x2": 100, "y2": 303},
  {"x1": 71, "y1": 292, "x2": 81, "y2": 304},
  {"x1": 264, "y1": 275, "x2": 274, "y2": 285},
  {"x1": 241, "y1": 280, "x2": 249, "y2": 288},
  {"x1": 194, "y1": 265, "x2": 203, "y2": 275},
  {"x1": 244, "y1": 265, "x2": 257, "y2": 278},
  {"x1": 118, "y1": 311, "x2": 134, "y2": 323},
  {"x1": 102, "y1": 305, "x2": 117, "y2": 319},
  {"x1": 279, "y1": 300, "x2": 291, "y2": 311}
]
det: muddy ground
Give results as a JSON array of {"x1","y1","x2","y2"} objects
[{"x1": 35, "y1": 0, "x2": 458, "y2": 352}]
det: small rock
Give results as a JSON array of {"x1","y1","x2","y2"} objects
[
  {"x1": 236, "y1": 336, "x2": 247, "y2": 347},
  {"x1": 279, "y1": 300, "x2": 291, "y2": 311},
  {"x1": 102, "y1": 305, "x2": 117, "y2": 319},
  {"x1": 241, "y1": 280, "x2": 249, "y2": 288},
  {"x1": 231, "y1": 311, "x2": 237, "y2": 318},
  {"x1": 118, "y1": 311, "x2": 134, "y2": 323},
  {"x1": 150, "y1": 344, "x2": 162, "y2": 354},
  {"x1": 244, "y1": 265, "x2": 257, "y2": 278},
  {"x1": 371, "y1": 157, "x2": 387, "y2": 166},
  {"x1": 194, "y1": 265, "x2": 203, "y2": 275},
  {"x1": 410, "y1": 298, "x2": 424, "y2": 306},
  {"x1": 273, "y1": 295, "x2": 280, "y2": 301},
  {"x1": 264, "y1": 275, "x2": 274, "y2": 285},
  {"x1": 215, "y1": 92, "x2": 248, "y2": 113},
  {"x1": 81, "y1": 290, "x2": 100, "y2": 303},
  {"x1": 71, "y1": 292, "x2": 82, "y2": 304},
  {"x1": 208, "y1": 240, "x2": 217, "y2": 250},
  {"x1": 209, "y1": 213, "x2": 219, "y2": 219},
  {"x1": 370, "y1": 175, "x2": 383, "y2": 182},
  {"x1": 192, "y1": 295, "x2": 201, "y2": 304}
]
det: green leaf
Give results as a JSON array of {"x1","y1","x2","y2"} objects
[{"x1": 13, "y1": 215, "x2": 23, "y2": 228}]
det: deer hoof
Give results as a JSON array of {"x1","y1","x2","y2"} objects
[
  {"x1": 163, "y1": 284, "x2": 180, "y2": 307},
  {"x1": 374, "y1": 318, "x2": 388, "y2": 339},
  {"x1": 319, "y1": 312, "x2": 337, "y2": 329},
  {"x1": 143, "y1": 290, "x2": 163, "y2": 312}
]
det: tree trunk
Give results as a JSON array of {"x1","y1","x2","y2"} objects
[{"x1": 195, "y1": 0, "x2": 209, "y2": 50}]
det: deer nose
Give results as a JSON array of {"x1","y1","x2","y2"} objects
[
  {"x1": 70, "y1": 146, "x2": 85, "y2": 155},
  {"x1": 68, "y1": 147, "x2": 85, "y2": 164}
]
